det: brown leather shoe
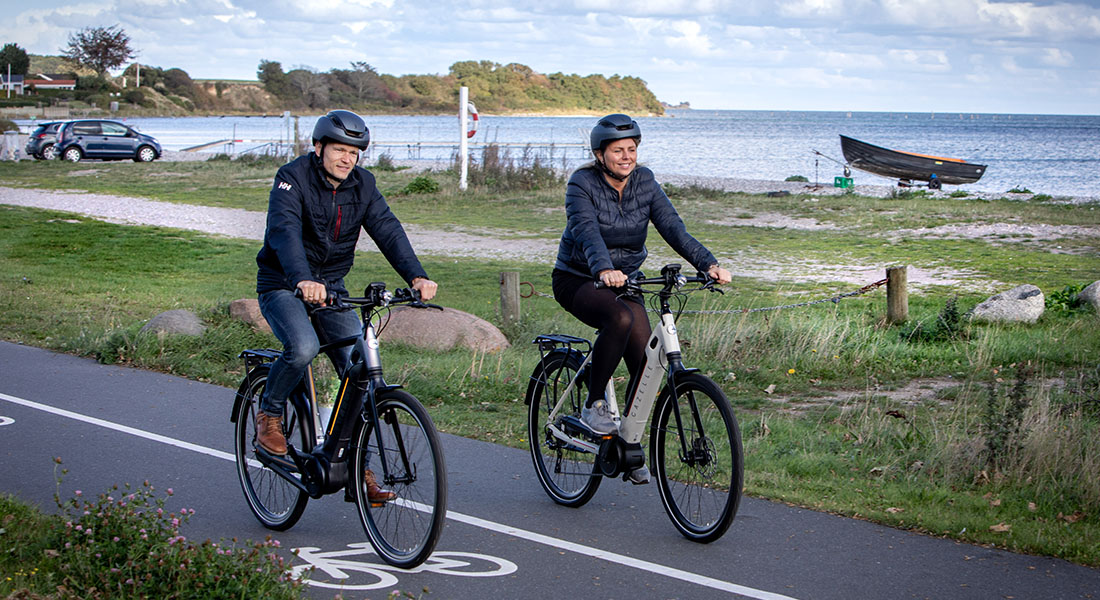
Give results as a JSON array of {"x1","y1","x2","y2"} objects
[
  {"x1": 364, "y1": 469, "x2": 397, "y2": 503},
  {"x1": 255, "y1": 411, "x2": 288, "y2": 456}
]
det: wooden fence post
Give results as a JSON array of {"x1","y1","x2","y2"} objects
[
  {"x1": 500, "y1": 271, "x2": 520, "y2": 323},
  {"x1": 886, "y1": 266, "x2": 908, "y2": 324}
]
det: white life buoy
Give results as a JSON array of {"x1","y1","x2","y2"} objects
[{"x1": 466, "y1": 102, "x2": 479, "y2": 139}]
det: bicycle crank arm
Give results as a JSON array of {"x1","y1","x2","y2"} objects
[
  {"x1": 546, "y1": 420, "x2": 600, "y2": 454},
  {"x1": 254, "y1": 446, "x2": 324, "y2": 498}
]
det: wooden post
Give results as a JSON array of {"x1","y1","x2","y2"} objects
[
  {"x1": 500, "y1": 271, "x2": 520, "y2": 323},
  {"x1": 886, "y1": 266, "x2": 908, "y2": 324}
]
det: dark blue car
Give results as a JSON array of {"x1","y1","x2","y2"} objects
[{"x1": 56, "y1": 119, "x2": 162, "y2": 163}]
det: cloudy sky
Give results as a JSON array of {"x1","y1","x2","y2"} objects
[{"x1": 6, "y1": 0, "x2": 1100, "y2": 115}]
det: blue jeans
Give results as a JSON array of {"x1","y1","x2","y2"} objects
[{"x1": 258, "y1": 284, "x2": 362, "y2": 418}]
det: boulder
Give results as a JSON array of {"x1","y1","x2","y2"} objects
[
  {"x1": 970, "y1": 284, "x2": 1044, "y2": 324},
  {"x1": 1078, "y1": 280, "x2": 1100, "y2": 312},
  {"x1": 378, "y1": 306, "x2": 510, "y2": 352},
  {"x1": 140, "y1": 309, "x2": 206, "y2": 336},
  {"x1": 230, "y1": 298, "x2": 272, "y2": 333}
]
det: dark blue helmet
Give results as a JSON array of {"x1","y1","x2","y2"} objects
[
  {"x1": 590, "y1": 113, "x2": 641, "y2": 152},
  {"x1": 312, "y1": 110, "x2": 370, "y2": 149}
]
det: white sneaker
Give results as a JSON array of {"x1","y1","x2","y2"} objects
[
  {"x1": 580, "y1": 400, "x2": 618, "y2": 435},
  {"x1": 626, "y1": 465, "x2": 650, "y2": 485}
]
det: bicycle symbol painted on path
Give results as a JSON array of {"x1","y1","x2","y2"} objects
[{"x1": 289, "y1": 542, "x2": 518, "y2": 590}]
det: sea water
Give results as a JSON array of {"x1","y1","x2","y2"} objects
[{"x1": 82, "y1": 110, "x2": 1100, "y2": 198}]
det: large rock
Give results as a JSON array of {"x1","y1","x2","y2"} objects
[
  {"x1": 230, "y1": 298, "x2": 272, "y2": 333},
  {"x1": 140, "y1": 309, "x2": 206, "y2": 336},
  {"x1": 1078, "y1": 280, "x2": 1100, "y2": 312},
  {"x1": 378, "y1": 306, "x2": 510, "y2": 352},
  {"x1": 971, "y1": 284, "x2": 1044, "y2": 324}
]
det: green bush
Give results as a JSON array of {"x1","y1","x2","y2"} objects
[
  {"x1": 402, "y1": 175, "x2": 440, "y2": 195},
  {"x1": 371, "y1": 152, "x2": 407, "y2": 172},
  {"x1": 0, "y1": 118, "x2": 19, "y2": 132},
  {"x1": 0, "y1": 462, "x2": 302, "y2": 599},
  {"x1": 1046, "y1": 283, "x2": 1087, "y2": 312},
  {"x1": 784, "y1": 175, "x2": 808, "y2": 182},
  {"x1": 456, "y1": 144, "x2": 562, "y2": 191}
]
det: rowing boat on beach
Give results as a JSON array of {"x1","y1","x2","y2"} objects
[{"x1": 840, "y1": 135, "x2": 987, "y2": 188}]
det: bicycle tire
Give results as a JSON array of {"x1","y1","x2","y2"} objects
[
  {"x1": 233, "y1": 366, "x2": 310, "y2": 530},
  {"x1": 526, "y1": 349, "x2": 601, "y2": 507},
  {"x1": 650, "y1": 373, "x2": 743, "y2": 543},
  {"x1": 353, "y1": 390, "x2": 447, "y2": 569}
]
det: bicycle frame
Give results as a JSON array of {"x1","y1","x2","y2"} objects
[
  {"x1": 234, "y1": 300, "x2": 405, "y2": 498},
  {"x1": 542, "y1": 281, "x2": 700, "y2": 453}
]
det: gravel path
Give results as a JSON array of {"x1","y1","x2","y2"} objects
[{"x1": 0, "y1": 186, "x2": 559, "y2": 263}]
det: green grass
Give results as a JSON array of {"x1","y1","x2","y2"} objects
[{"x1": 1, "y1": 160, "x2": 1099, "y2": 568}]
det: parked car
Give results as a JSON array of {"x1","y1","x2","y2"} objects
[
  {"x1": 25, "y1": 121, "x2": 65, "y2": 160},
  {"x1": 55, "y1": 119, "x2": 162, "y2": 163}
]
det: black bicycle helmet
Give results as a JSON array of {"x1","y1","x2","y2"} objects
[
  {"x1": 312, "y1": 110, "x2": 370, "y2": 149},
  {"x1": 590, "y1": 113, "x2": 641, "y2": 152}
]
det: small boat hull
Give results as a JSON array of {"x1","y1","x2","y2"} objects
[{"x1": 840, "y1": 135, "x2": 986, "y2": 185}]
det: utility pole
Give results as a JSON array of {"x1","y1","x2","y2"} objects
[{"x1": 459, "y1": 86, "x2": 469, "y2": 191}]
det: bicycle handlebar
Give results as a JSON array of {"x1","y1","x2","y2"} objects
[
  {"x1": 296, "y1": 283, "x2": 444, "y2": 314},
  {"x1": 594, "y1": 263, "x2": 723, "y2": 295}
]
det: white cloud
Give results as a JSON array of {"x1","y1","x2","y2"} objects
[
  {"x1": 1040, "y1": 47, "x2": 1073, "y2": 67},
  {"x1": 887, "y1": 48, "x2": 951, "y2": 72}
]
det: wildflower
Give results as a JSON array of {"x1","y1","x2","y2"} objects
[{"x1": 787, "y1": 368, "x2": 796, "y2": 375}]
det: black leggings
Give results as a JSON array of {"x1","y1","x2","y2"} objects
[{"x1": 553, "y1": 270, "x2": 651, "y2": 407}]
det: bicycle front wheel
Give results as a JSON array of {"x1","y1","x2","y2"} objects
[
  {"x1": 233, "y1": 366, "x2": 309, "y2": 530},
  {"x1": 526, "y1": 349, "x2": 601, "y2": 507},
  {"x1": 651, "y1": 373, "x2": 743, "y2": 543},
  {"x1": 352, "y1": 390, "x2": 447, "y2": 569}
]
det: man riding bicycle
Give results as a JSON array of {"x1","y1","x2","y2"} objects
[{"x1": 254, "y1": 109, "x2": 437, "y2": 502}]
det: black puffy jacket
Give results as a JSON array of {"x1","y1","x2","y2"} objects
[
  {"x1": 554, "y1": 165, "x2": 717, "y2": 278},
  {"x1": 256, "y1": 153, "x2": 428, "y2": 294}
]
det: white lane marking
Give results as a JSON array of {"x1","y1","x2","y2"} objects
[
  {"x1": 1, "y1": 392, "x2": 799, "y2": 600},
  {"x1": 0, "y1": 416, "x2": 14, "y2": 426},
  {"x1": 0, "y1": 392, "x2": 236, "y2": 462}
]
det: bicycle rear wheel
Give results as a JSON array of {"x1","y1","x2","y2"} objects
[
  {"x1": 651, "y1": 373, "x2": 743, "y2": 543},
  {"x1": 233, "y1": 366, "x2": 309, "y2": 530},
  {"x1": 353, "y1": 390, "x2": 447, "y2": 569},
  {"x1": 526, "y1": 349, "x2": 601, "y2": 507}
]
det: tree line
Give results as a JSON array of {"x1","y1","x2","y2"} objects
[{"x1": 257, "y1": 59, "x2": 664, "y2": 115}]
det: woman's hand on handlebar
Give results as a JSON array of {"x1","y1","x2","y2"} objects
[
  {"x1": 598, "y1": 269, "x2": 628, "y2": 288},
  {"x1": 297, "y1": 280, "x2": 328, "y2": 305},
  {"x1": 411, "y1": 277, "x2": 438, "y2": 301},
  {"x1": 707, "y1": 264, "x2": 732, "y2": 285}
]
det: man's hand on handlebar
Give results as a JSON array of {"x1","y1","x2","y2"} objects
[
  {"x1": 411, "y1": 277, "x2": 438, "y2": 301},
  {"x1": 297, "y1": 280, "x2": 328, "y2": 305}
]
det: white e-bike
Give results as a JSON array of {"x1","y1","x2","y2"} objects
[{"x1": 526, "y1": 263, "x2": 743, "y2": 542}]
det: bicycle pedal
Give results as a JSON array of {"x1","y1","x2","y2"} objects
[
  {"x1": 255, "y1": 445, "x2": 297, "y2": 471},
  {"x1": 560, "y1": 414, "x2": 615, "y2": 441}
]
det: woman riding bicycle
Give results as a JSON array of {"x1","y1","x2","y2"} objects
[{"x1": 551, "y1": 114, "x2": 731, "y2": 483}]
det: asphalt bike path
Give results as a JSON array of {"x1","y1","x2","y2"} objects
[{"x1": 1, "y1": 340, "x2": 1096, "y2": 599}]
